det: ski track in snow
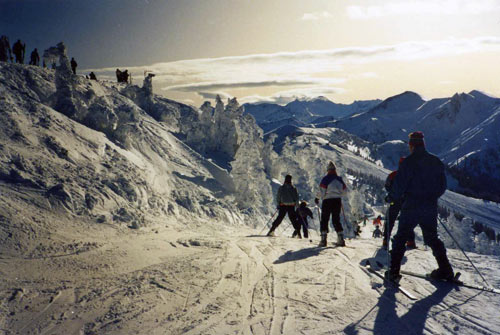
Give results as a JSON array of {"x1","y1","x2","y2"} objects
[{"x1": 2, "y1": 222, "x2": 500, "y2": 335}]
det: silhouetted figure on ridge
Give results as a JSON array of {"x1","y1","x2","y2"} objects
[
  {"x1": 70, "y1": 57, "x2": 77, "y2": 74},
  {"x1": 0, "y1": 35, "x2": 13, "y2": 62},
  {"x1": 29, "y1": 48, "x2": 40, "y2": 66},
  {"x1": 12, "y1": 39, "x2": 25, "y2": 64}
]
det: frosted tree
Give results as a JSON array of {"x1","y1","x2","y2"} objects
[{"x1": 439, "y1": 215, "x2": 475, "y2": 252}]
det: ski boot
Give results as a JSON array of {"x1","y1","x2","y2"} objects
[
  {"x1": 335, "y1": 232, "x2": 346, "y2": 247},
  {"x1": 384, "y1": 270, "x2": 402, "y2": 285},
  {"x1": 318, "y1": 234, "x2": 327, "y2": 247},
  {"x1": 429, "y1": 267, "x2": 454, "y2": 281}
]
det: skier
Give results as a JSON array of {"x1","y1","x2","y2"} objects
[
  {"x1": 29, "y1": 48, "x2": 40, "y2": 66},
  {"x1": 315, "y1": 161, "x2": 347, "y2": 247},
  {"x1": 70, "y1": 57, "x2": 77, "y2": 74},
  {"x1": 296, "y1": 201, "x2": 313, "y2": 239},
  {"x1": 372, "y1": 215, "x2": 382, "y2": 228},
  {"x1": 385, "y1": 131, "x2": 454, "y2": 283},
  {"x1": 373, "y1": 225, "x2": 382, "y2": 238},
  {"x1": 266, "y1": 175, "x2": 301, "y2": 238},
  {"x1": 383, "y1": 157, "x2": 417, "y2": 250},
  {"x1": 0, "y1": 35, "x2": 12, "y2": 62},
  {"x1": 89, "y1": 72, "x2": 97, "y2": 80},
  {"x1": 12, "y1": 39, "x2": 25, "y2": 64}
]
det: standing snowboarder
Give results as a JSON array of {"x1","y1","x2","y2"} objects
[
  {"x1": 315, "y1": 161, "x2": 347, "y2": 247},
  {"x1": 70, "y1": 57, "x2": 77, "y2": 74},
  {"x1": 383, "y1": 157, "x2": 417, "y2": 250},
  {"x1": 296, "y1": 201, "x2": 313, "y2": 239},
  {"x1": 266, "y1": 175, "x2": 301, "y2": 238},
  {"x1": 386, "y1": 131, "x2": 454, "y2": 283}
]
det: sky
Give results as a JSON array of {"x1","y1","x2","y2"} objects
[{"x1": 2, "y1": 0, "x2": 500, "y2": 106}]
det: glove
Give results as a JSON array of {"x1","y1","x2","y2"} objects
[{"x1": 314, "y1": 198, "x2": 319, "y2": 205}]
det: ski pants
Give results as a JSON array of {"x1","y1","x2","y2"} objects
[
  {"x1": 298, "y1": 216, "x2": 309, "y2": 238},
  {"x1": 390, "y1": 206, "x2": 451, "y2": 274},
  {"x1": 384, "y1": 201, "x2": 415, "y2": 242},
  {"x1": 320, "y1": 198, "x2": 343, "y2": 234},
  {"x1": 269, "y1": 205, "x2": 300, "y2": 233}
]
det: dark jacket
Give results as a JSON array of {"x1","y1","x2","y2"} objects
[
  {"x1": 297, "y1": 206, "x2": 313, "y2": 221},
  {"x1": 389, "y1": 146, "x2": 446, "y2": 209},
  {"x1": 276, "y1": 183, "x2": 299, "y2": 207}
]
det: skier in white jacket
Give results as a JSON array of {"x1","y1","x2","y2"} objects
[{"x1": 315, "y1": 161, "x2": 348, "y2": 247}]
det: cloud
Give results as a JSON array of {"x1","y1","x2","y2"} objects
[
  {"x1": 84, "y1": 36, "x2": 500, "y2": 104},
  {"x1": 347, "y1": 0, "x2": 500, "y2": 19},
  {"x1": 197, "y1": 91, "x2": 232, "y2": 100},
  {"x1": 301, "y1": 11, "x2": 332, "y2": 21},
  {"x1": 163, "y1": 79, "x2": 325, "y2": 92}
]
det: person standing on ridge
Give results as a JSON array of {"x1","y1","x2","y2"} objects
[
  {"x1": 266, "y1": 175, "x2": 301, "y2": 238},
  {"x1": 315, "y1": 161, "x2": 347, "y2": 247},
  {"x1": 0, "y1": 35, "x2": 13, "y2": 62},
  {"x1": 29, "y1": 48, "x2": 40, "y2": 66},
  {"x1": 70, "y1": 57, "x2": 77, "y2": 74},
  {"x1": 383, "y1": 157, "x2": 417, "y2": 250},
  {"x1": 296, "y1": 201, "x2": 313, "y2": 239},
  {"x1": 386, "y1": 131, "x2": 453, "y2": 283},
  {"x1": 12, "y1": 39, "x2": 25, "y2": 64}
]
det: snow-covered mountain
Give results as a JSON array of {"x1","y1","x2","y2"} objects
[
  {"x1": 1, "y1": 47, "x2": 500, "y2": 334},
  {"x1": 243, "y1": 97, "x2": 380, "y2": 132}
]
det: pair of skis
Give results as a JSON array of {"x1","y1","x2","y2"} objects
[{"x1": 361, "y1": 259, "x2": 500, "y2": 301}]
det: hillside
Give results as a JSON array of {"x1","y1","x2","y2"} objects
[{"x1": 1, "y1": 50, "x2": 500, "y2": 334}]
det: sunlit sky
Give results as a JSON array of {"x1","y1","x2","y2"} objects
[{"x1": 2, "y1": 0, "x2": 500, "y2": 106}]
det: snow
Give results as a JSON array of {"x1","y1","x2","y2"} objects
[{"x1": 1, "y1": 60, "x2": 500, "y2": 334}]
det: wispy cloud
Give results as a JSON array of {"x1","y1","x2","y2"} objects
[
  {"x1": 163, "y1": 79, "x2": 328, "y2": 92},
  {"x1": 301, "y1": 11, "x2": 332, "y2": 21},
  {"x1": 347, "y1": 0, "x2": 500, "y2": 19},
  {"x1": 85, "y1": 36, "x2": 500, "y2": 104}
]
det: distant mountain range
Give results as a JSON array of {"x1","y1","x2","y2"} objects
[
  {"x1": 245, "y1": 90, "x2": 500, "y2": 201},
  {"x1": 243, "y1": 97, "x2": 380, "y2": 133}
]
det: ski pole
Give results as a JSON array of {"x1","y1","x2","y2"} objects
[
  {"x1": 438, "y1": 217, "x2": 490, "y2": 286},
  {"x1": 259, "y1": 209, "x2": 278, "y2": 235},
  {"x1": 315, "y1": 205, "x2": 321, "y2": 236}
]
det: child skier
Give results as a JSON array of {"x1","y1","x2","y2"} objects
[{"x1": 296, "y1": 201, "x2": 313, "y2": 239}]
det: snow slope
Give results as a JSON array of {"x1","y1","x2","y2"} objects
[{"x1": 1, "y1": 56, "x2": 500, "y2": 334}]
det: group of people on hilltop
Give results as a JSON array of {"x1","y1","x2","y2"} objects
[
  {"x1": 267, "y1": 131, "x2": 455, "y2": 284},
  {"x1": 0, "y1": 35, "x2": 81, "y2": 72},
  {"x1": 0, "y1": 35, "x2": 105, "y2": 81}
]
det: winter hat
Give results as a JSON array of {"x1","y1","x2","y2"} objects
[
  {"x1": 327, "y1": 161, "x2": 336, "y2": 171},
  {"x1": 284, "y1": 174, "x2": 292, "y2": 183},
  {"x1": 408, "y1": 131, "x2": 425, "y2": 147}
]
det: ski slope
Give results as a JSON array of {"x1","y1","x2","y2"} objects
[{"x1": 2, "y1": 218, "x2": 499, "y2": 334}]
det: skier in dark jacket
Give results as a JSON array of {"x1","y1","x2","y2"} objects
[
  {"x1": 29, "y1": 48, "x2": 40, "y2": 66},
  {"x1": 383, "y1": 157, "x2": 417, "y2": 250},
  {"x1": 386, "y1": 131, "x2": 453, "y2": 283},
  {"x1": 296, "y1": 201, "x2": 313, "y2": 238},
  {"x1": 70, "y1": 57, "x2": 77, "y2": 74},
  {"x1": 266, "y1": 175, "x2": 301, "y2": 237},
  {"x1": 315, "y1": 161, "x2": 347, "y2": 247},
  {"x1": 12, "y1": 39, "x2": 25, "y2": 64}
]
